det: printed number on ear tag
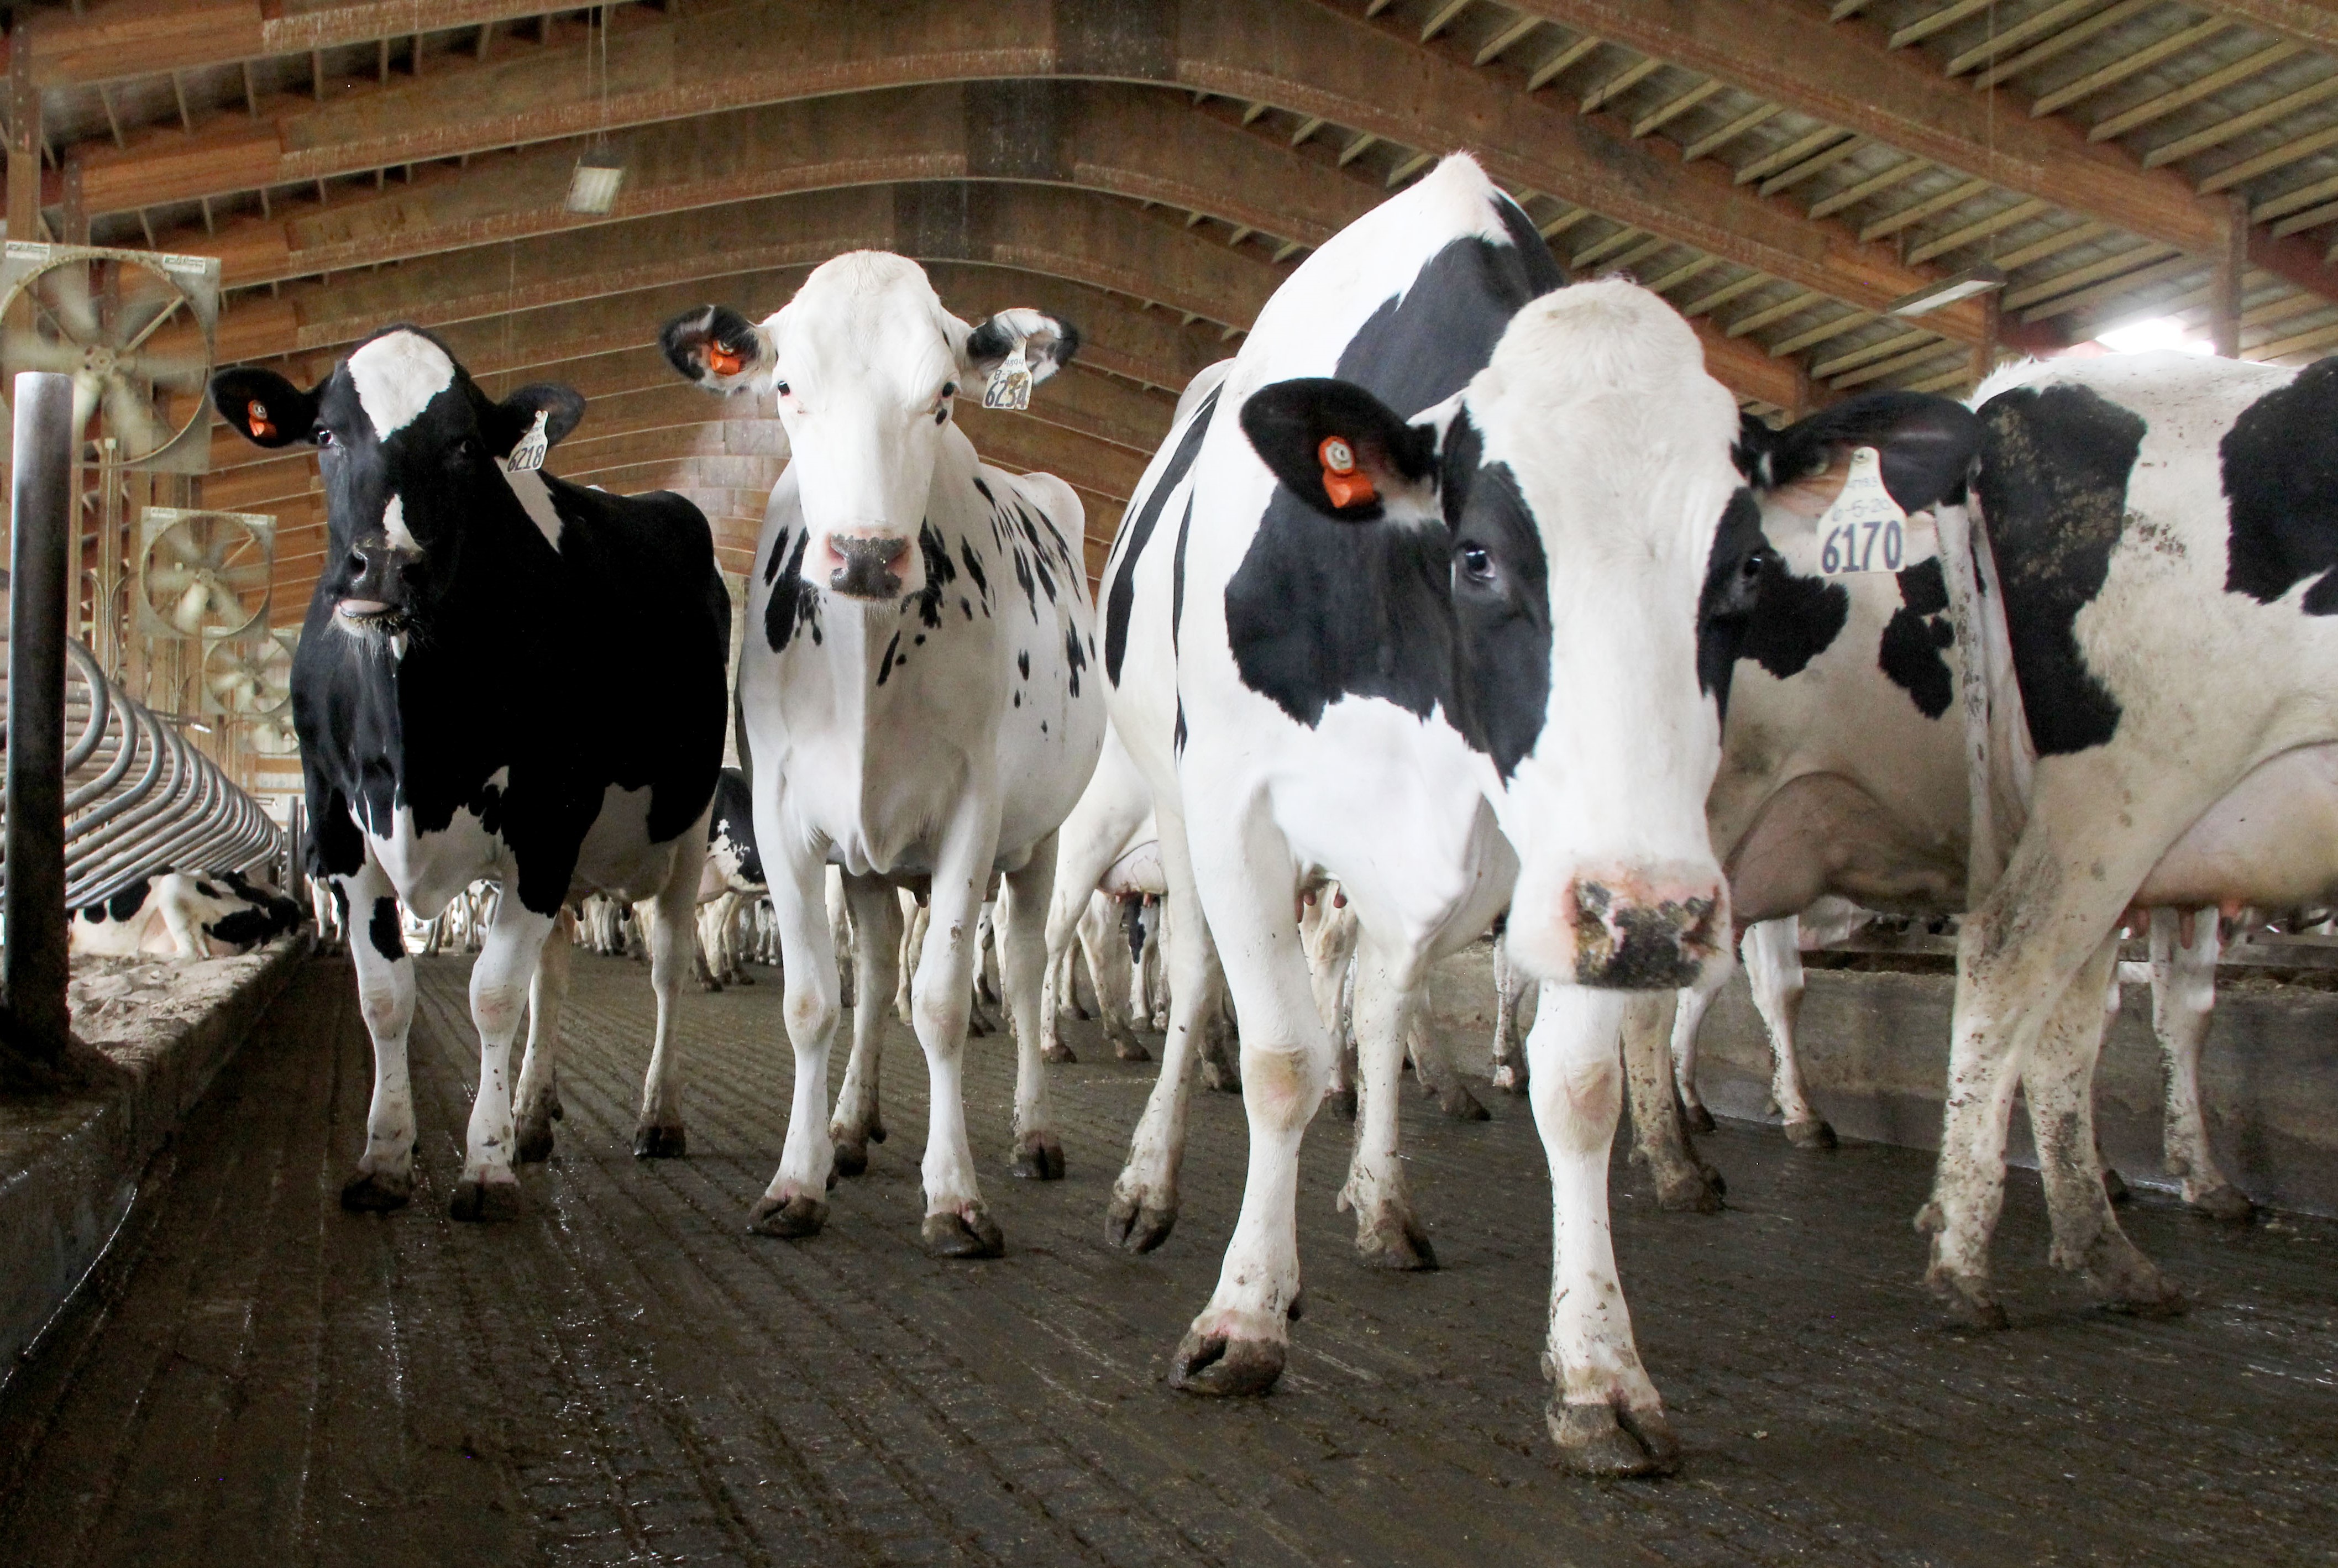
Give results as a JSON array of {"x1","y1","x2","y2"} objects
[
  {"x1": 983, "y1": 340, "x2": 1033, "y2": 411},
  {"x1": 1319, "y1": 436, "x2": 1376, "y2": 508},
  {"x1": 246, "y1": 400, "x2": 275, "y2": 439},
  {"x1": 1816, "y1": 445, "x2": 1934, "y2": 574},
  {"x1": 507, "y1": 410, "x2": 551, "y2": 474}
]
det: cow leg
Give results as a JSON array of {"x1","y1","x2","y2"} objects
[
  {"x1": 1200, "y1": 977, "x2": 1243, "y2": 1094},
  {"x1": 749, "y1": 846, "x2": 843, "y2": 1239},
  {"x1": 512, "y1": 906, "x2": 574, "y2": 1163},
  {"x1": 1108, "y1": 815, "x2": 1223, "y2": 1252},
  {"x1": 1490, "y1": 937, "x2": 1527, "y2": 1094},
  {"x1": 830, "y1": 873, "x2": 898, "y2": 1177},
  {"x1": 1407, "y1": 1006, "x2": 1488, "y2": 1121},
  {"x1": 452, "y1": 899, "x2": 557, "y2": 1221},
  {"x1": 1168, "y1": 802, "x2": 1326, "y2": 1397},
  {"x1": 1002, "y1": 832, "x2": 1065, "y2": 1181},
  {"x1": 2150, "y1": 908, "x2": 2248, "y2": 1221},
  {"x1": 826, "y1": 871, "x2": 854, "y2": 1006},
  {"x1": 1742, "y1": 917, "x2": 1834, "y2": 1149},
  {"x1": 1668, "y1": 952, "x2": 1730, "y2": 1135},
  {"x1": 1623, "y1": 991, "x2": 1721, "y2": 1211},
  {"x1": 1530, "y1": 984, "x2": 1678, "y2": 1476},
  {"x1": 339, "y1": 863, "x2": 417, "y2": 1212},
  {"x1": 1343, "y1": 942, "x2": 1436, "y2": 1270},
  {"x1": 693, "y1": 900, "x2": 724, "y2": 992},
  {"x1": 727, "y1": 893, "x2": 755, "y2": 984},
  {"x1": 894, "y1": 897, "x2": 926, "y2": 1027},
  {"x1": 635, "y1": 824, "x2": 707, "y2": 1159},
  {"x1": 1081, "y1": 895, "x2": 1142, "y2": 1060},
  {"x1": 906, "y1": 794, "x2": 1007, "y2": 1258}
]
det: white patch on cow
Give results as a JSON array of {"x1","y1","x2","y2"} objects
[
  {"x1": 348, "y1": 331, "x2": 457, "y2": 439},
  {"x1": 382, "y1": 494, "x2": 420, "y2": 553},
  {"x1": 499, "y1": 466, "x2": 565, "y2": 547}
]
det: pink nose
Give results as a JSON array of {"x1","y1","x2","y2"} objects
[
  {"x1": 826, "y1": 532, "x2": 910, "y2": 598},
  {"x1": 1564, "y1": 872, "x2": 1723, "y2": 989}
]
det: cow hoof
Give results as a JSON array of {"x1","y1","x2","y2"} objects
[
  {"x1": 338, "y1": 1168, "x2": 412, "y2": 1213},
  {"x1": 1115, "y1": 1040, "x2": 1152, "y2": 1064},
  {"x1": 747, "y1": 1194, "x2": 829, "y2": 1239},
  {"x1": 1655, "y1": 1167, "x2": 1724, "y2": 1214},
  {"x1": 514, "y1": 1116, "x2": 556, "y2": 1164},
  {"x1": 1440, "y1": 1084, "x2": 1491, "y2": 1122},
  {"x1": 921, "y1": 1209, "x2": 1005, "y2": 1258},
  {"x1": 1683, "y1": 1103, "x2": 1717, "y2": 1134},
  {"x1": 2189, "y1": 1184, "x2": 2255, "y2": 1224},
  {"x1": 1927, "y1": 1271, "x2": 2010, "y2": 1331},
  {"x1": 1168, "y1": 1330, "x2": 1286, "y2": 1397},
  {"x1": 2103, "y1": 1279, "x2": 2188, "y2": 1319},
  {"x1": 1491, "y1": 1063, "x2": 1527, "y2": 1095},
  {"x1": 1201, "y1": 1055, "x2": 1242, "y2": 1094},
  {"x1": 2085, "y1": 1246, "x2": 2186, "y2": 1318},
  {"x1": 1107, "y1": 1195, "x2": 1177, "y2": 1253},
  {"x1": 1324, "y1": 1087, "x2": 1358, "y2": 1123},
  {"x1": 449, "y1": 1177, "x2": 522, "y2": 1223},
  {"x1": 1547, "y1": 1401, "x2": 1680, "y2": 1478},
  {"x1": 735, "y1": 969, "x2": 755, "y2": 986},
  {"x1": 2102, "y1": 1165, "x2": 2131, "y2": 1205},
  {"x1": 831, "y1": 1137, "x2": 871, "y2": 1178},
  {"x1": 1356, "y1": 1210, "x2": 1438, "y2": 1271},
  {"x1": 631, "y1": 1122, "x2": 687, "y2": 1159},
  {"x1": 1785, "y1": 1117, "x2": 1837, "y2": 1151},
  {"x1": 1041, "y1": 1042, "x2": 1077, "y2": 1064},
  {"x1": 699, "y1": 978, "x2": 724, "y2": 994},
  {"x1": 1010, "y1": 1135, "x2": 1066, "y2": 1181}
]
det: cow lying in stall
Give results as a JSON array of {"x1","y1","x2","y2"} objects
[
  {"x1": 213, "y1": 325, "x2": 728, "y2": 1220},
  {"x1": 71, "y1": 868, "x2": 305, "y2": 960}
]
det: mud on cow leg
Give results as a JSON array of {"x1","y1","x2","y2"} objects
[
  {"x1": 340, "y1": 1167, "x2": 413, "y2": 1212},
  {"x1": 1011, "y1": 1130, "x2": 1066, "y2": 1181},
  {"x1": 449, "y1": 1174, "x2": 523, "y2": 1223}
]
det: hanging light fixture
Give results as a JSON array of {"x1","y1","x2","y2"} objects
[
  {"x1": 1887, "y1": 264, "x2": 2005, "y2": 318},
  {"x1": 564, "y1": 6, "x2": 623, "y2": 214}
]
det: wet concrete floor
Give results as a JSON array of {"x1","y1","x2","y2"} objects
[{"x1": 2, "y1": 951, "x2": 2336, "y2": 1567}]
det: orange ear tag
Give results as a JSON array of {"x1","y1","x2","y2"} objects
[
  {"x1": 705, "y1": 343, "x2": 743, "y2": 376},
  {"x1": 247, "y1": 400, "x2": 275, "y2": 439},
  {"x1": 1318, "y1": 435, "x2": 1375, "y2": 508}
]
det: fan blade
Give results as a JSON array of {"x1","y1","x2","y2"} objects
[
  {"x1": 172, "y1": 579, "x2": 213, "y2": 634},
  {"x1": 46, "y1": 264, "x2": 98, "y2": 343},
  {"x1": 0, "y1": 329, "x2": 85, "y2": 376},
  {"x1": 144, "y1": 563, "x2": 197, "y2": 595},
  {"x1": 103, "y1": 376, "x2": 171, "y2": 460},
  {"x1": 153, "y1": 524, "x2": 207, "y2": 568},
  {"x1": 70, "y1": 371, "x2": 102, "y2": 443},
  {"x1": 119, "y1": 350, "x2": 211, "y2": 391}
]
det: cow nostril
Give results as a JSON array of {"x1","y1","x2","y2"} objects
[{"x1": 345, "y1": 550, "x2": 366, "y2": 575}]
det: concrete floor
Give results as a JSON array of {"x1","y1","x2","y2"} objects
[{"x1": 2, "y1": 951, "x2": 2336, "y2": 1567}]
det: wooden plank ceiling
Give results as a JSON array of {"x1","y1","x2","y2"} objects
[{"x1": 19, "y1": 0, "x2": 2338, "y2": 607}]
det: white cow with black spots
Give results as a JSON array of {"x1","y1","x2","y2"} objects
[{"x1": 663, "y1": 253, "x2": 1105, "y2": 1257}]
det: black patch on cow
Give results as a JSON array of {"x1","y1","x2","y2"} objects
[
  {"x1": 1975, "y1": 381, "x2": 2140, "y2": 756},
  {"x1": 1223, "y1": 210, "x2": 1564, "y2": 744},
  {"x1": 958, "y1": 539, "x2": 992, "y2": 610},
  {"x1": 194, "y1": 879, "x2": 220, "y2": 898},
  {"x1": 207, "y1": 906, "x2": 276, "y2": 951},
  {"x1": 1016, "y1": 649, "x2": 1030, "y2": 679},
  {"x1": 709, "y1": 765, "x2": 764, "y2": 885},
  {"x1": 1106, "y1": 387, "x2": 1219, "y2": 686},
  {"x1": 107, "y1": 878, "x2": 152, "y2": 922},
  {"x1": 1065, "y1": 625, "x2": 1086, "y2": 698},
  {"x1": 1877, "y1": 557, "x2": 1956, "y2": 720},
  {"x1": 2221, "y1": 357, "x2": 2338, "y2": 613},
  {"x1": 763, "y1": 527, "x2": 789, "y2": 586},
  {"x1": 1011, "y1": 541, "x2": 1038, "y2": 620},
  {"x1": 1698, "y1": 490, "x2": 1779, "y2": 719},
  {"x1": 764, "y1": 529, "x2": 815, "y2": 651},
  {"x1": 369, "y1": 896, "x2": 405, "y2": 961},
  {"x1": 1737, "y1": 549, "x2": 1848, "y2": 684},
  {"x1": 905, "y1": 523, "x2": 956, "y2": 629},
  {"x1": 79, "y1": 904, "x2": 102, "y2": 924},
  {"x1": 1443, "y1": 436, "x2": 1551, "y2": 777},
  {"x1": 1171, "y1": 495, "x2": 1192, "y2": 656},
  {"x1": 877, "y1": 631, "x2": 901, "y2": 686}
]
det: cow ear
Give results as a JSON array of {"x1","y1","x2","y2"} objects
[
  {"x1": 1756, "y1": 391, "x2": 1981, "y2": 516},
  {"x1": 211, "y1": 368, "x2": 319, "y2": 448},
  {"x1": 662, "y1": 305, "x2": 771, "y2": 393},
  {"x1": 493, "y1": 382, "x2": 587, "y2": 454},
  {"x1": 963, "y1": 309, "x2": 1079, "y2": 387},
  {"x1": 1239, "y1": 376, "x2": 1441, "y2": 523}
]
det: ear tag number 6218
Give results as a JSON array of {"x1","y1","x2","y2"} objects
[
  {"x1": 1816, "y1": 445, "x2": 1921, "y2": 574},
  {"x1": 984, "y1": 338, "x2": 1034, "y2": 411},
  {"x1": 507, "y1": 410, "x2": 551, "y2": 474}
]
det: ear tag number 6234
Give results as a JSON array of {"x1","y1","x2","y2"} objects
[{"x1": 984, "y1": 338, "x2": 1033, "y2": 411}]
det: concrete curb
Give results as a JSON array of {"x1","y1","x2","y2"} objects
[{"x1": 0, "y1": 931, "x2": 312, "y2": 1373}]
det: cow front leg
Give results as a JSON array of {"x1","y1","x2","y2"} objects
[
  {"x1": 1490, "y1": 936, "x2": 1527, "y2": 1094},
  {"x1": 1530, "y1": 984, "x2": 1678, "y2": 1475},
  {"x1": 1001, "y1": 831, "x2": 1065, "y2": 1180},
  {"x1": 512, "y1": 906, "x2": 573, "y2": 1162},
  {"x1": 830, "y1": 873, "x2": 898, "y2": 1177},
  {"x1": 1742, "y1": 917, "x2": 1834, "y2": 1149},
  {"x1": 1668, "y1": 947, "x2": 1730, "y2": 1135},
  {"x1": 635, "y1": 821, "x2": 708, "y2": 1158},
  {"x1": 1108, "y1": 815, "x2": 1223, "y2": 1251},
  {"x1": 2151, "y1": 907, "x2": 2248, "y2": 1221},
  {"x1": 1407, "y1": 1008, "x2": 1488, "y2": 1121},
  {"x1": 1623, "y1": 991, "x2": 1721, "y2": 1211},
  {"x1": 908, "y1": 795, "x2": 1006, "y2": 1258},
  {"x1": 452, "y1": 899, "x2": 558, "y2": 1221},
  {"x1": 751, "y1": 843, "x2": 843, "y2": 1238},
  {"x1": 339, "y1": 863, "x2": 417, "y2": 1212},
  {"x1": 1343, "y1": 943, "x2": 1437, "y2": 1270}
]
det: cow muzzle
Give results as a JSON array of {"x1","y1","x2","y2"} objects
[
  {"x1": 329, "y1": 539, "x2": 411, "y2": 630},
  {"x1": 825, "y1": 532, "x2": 910, "y2": 599},
  {"x1": 1513, "y1": 862, "x2": 1726, "y2": 990}
]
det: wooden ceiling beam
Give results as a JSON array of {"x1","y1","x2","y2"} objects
[
  {"x1": 2206, "y1": 3, "x2": 2338, "y2": 56},
  {"x1": 12, "y1": 3, "x2": 554, "y2": 88}
]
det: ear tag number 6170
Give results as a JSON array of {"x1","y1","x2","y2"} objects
[{"x1": 1817, "y1": 445, "x2": 1911, "y2": 574}]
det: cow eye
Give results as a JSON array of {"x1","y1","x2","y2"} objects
[
  {"x1": 314, "y1": 426, "x2": 335, "y2": 447},
  {"x1": 774, "y1": 380, "x2": 791, "y2": 398},
  {"x1": 941, "y1": 381, "x2": 958, "y2": 400},
  {"x1": 1458, "y1": 542, "x2": 1495, "y2": 583}
]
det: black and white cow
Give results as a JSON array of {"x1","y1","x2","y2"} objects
[
  {"x1": 1102, "y1": 154, "x2": 1771, "y2": 1473},
  {"x1": 71, "y1": 868, "x2": 304, "y2": 959},
  {"x1": 1914, "y1": 350, "x2": 2338, "y2": 1327},
  {"x1": 696, "y1": 766, "x2": 767, "y2": 988},
  {"x1": 662, "y1": 251, "x2": 1105, "y2": 1257},
  {"x1": 212, "y1": 325, "x2": 729, "y2": 1221}
]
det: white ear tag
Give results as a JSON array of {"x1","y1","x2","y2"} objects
[
  {"x1": 1815, "y1": 445, "x2": 1935, "y2": 574},
  {"x1": 507, "y1": 410, "x2": 551, "y2": 473},
  {"x1": 982, "y1": 338, "x2": 1033, "y2": 411}
]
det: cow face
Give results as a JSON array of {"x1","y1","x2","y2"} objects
[
  {"x1": 661, "y1": 252, "x2": 1076, "y2": 602},
  {"x1": 1241, "y1": 281, "x2": 1758, "y2": 989},
  {"x1": 211, "y1": 328, "x2": 584, "y2": 638}
]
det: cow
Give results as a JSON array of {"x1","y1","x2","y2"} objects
[
  {"x1": 70, "y1": 868, "x2": 304, "y2": 959},
  {"x1": 1100, "y1": 154, "x2": 1772, "y2": 1473},
  {"x1": 211, "y1": 324, "x2": 729, "y2": 1222},
  {"x1": 660, "y1": 251, "x2": 1105, "y2": 1258},
  {"x1": 1906, "y1": 349, "x2": 2338, "y2": 1328},
  {"x1": 696, "y1": 767, "x2": 767, "y2": 988}
]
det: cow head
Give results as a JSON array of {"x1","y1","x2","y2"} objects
[
  {"x1": 660, "y1": 252, "x2": 1077, "y2": 602},
  {"x1": 211, "y1": 327, "x2": 585, "y2": 638},
  {"x1": 1241, "y1": 280, "x2": 1762, "y2": 989}
]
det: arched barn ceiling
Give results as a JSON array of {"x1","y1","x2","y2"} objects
[{"x1": 20, "y1": 0, "x2": 2338, "y2": 600}]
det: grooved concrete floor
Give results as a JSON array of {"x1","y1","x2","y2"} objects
[{"x1": 3, "y1": 951, "x2": 2336, "y2": 1567}]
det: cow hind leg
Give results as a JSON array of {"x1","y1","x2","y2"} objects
[
  {"x1": 512, "y1": 906, "x2": 574, "y2": 1162},
  {"x1": 1108, "y1": 826, "x2": 1223, "y2": 1252},
  {"x1": 452, "y1": 900, "x2": 558, "y2": 1221},
  {"x1": 1002, "y1": 834, "x2": 1065, "y2": 1181},
  {"x1": 1081, "y1": 896, "x2": 1142, "y2": 1060},
  {"x1": 1742, "y1": 917, "x2": 1834, "y2": 1149},
  {"x1": 830, "y1": 874, "x2": 899, "y2": 1177},
  {"x1": 1669, "y1": 954, "x2": 1729, "y2": 1135},
  {"x1": 2152, "y1": 908, "x2": 2250, "y2": 1221},
  {"x1": 1407, "y1": 1009, "x2": 1488, "y2": 1122},
  {"x1": 340, "y1": 864, "x2": 418, "y2": 1212},
  {"x1": 635, "y1": 827, "x2": 707, "y2": 1159},
  {"x1": 1490, "y1": 937, "x2": 1527, "y2": 1094},
  {"x1": 1623, "y1": 992, "x2": 1722, "y2": 1211},
  {"x1": 1344, "y1": 946, "x2": 1437, "y2": 1270}
]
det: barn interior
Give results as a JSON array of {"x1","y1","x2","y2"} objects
[{"x1": 2, "y1": 3, "x2": 2337, "y2": 1565}]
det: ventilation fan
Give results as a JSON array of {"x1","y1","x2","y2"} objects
[
  {"x1": 0, "y1": 242, "x2": 220, "y2": 471},
  {"x1": 136, "y1": 506, "x2": 272, "y2": 642},
  {"x1": 203, "y1": 625, "x2": 297, "y2": 752}
]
